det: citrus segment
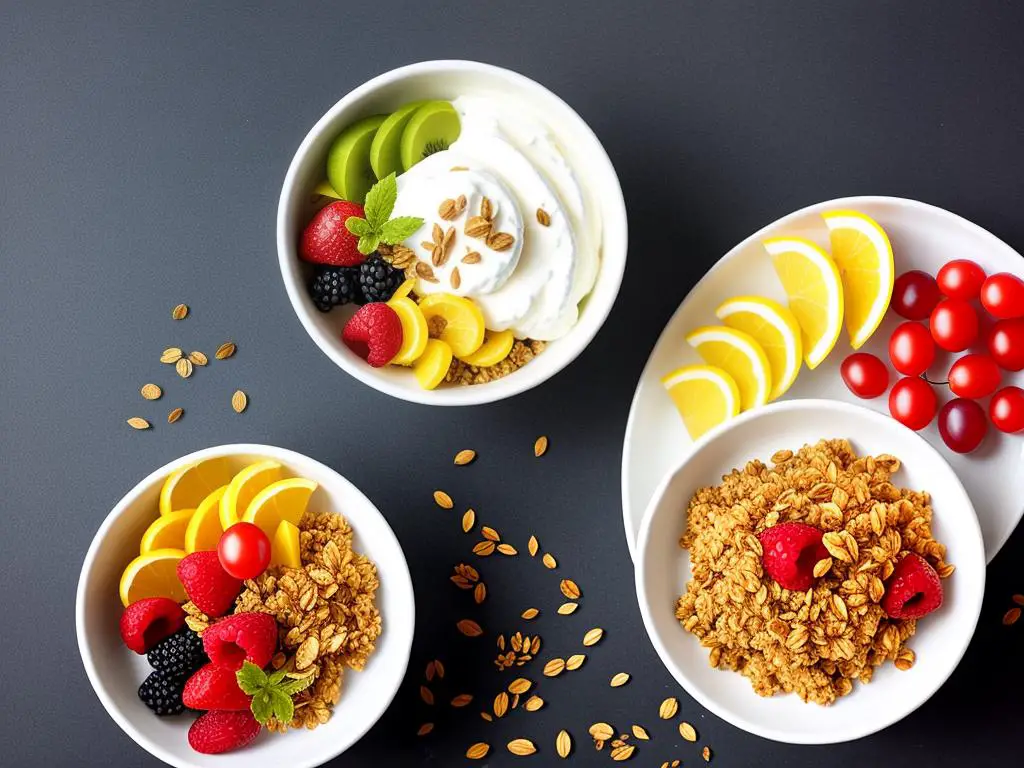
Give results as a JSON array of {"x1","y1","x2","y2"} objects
[
  {"x1": 685, "y1": 326, "x2": 772, "y2": 411},
  {"x1": 140, "y1": 508, "x2": 195, "y2": 554},
  {"x1": 119, "y1": 549, "x2": 187, "y2": 606},
  {"x1": 219, "y1": 460, "x2": 284, "y2": 532},
  {"x1": 662, "y1": 365, "x2": 741, "y2": 441},
  {"x1": 458, "y1": 329, "x2": 515, "y2": 367},
  {"x1": 715, "y1": 296, "x2": 802, "y2": 400},
  {"x1": 417, "y1": 294, "x2": 485, "y2": 357},
  {"x1": 413, "y1": 339, "x2": 454, "y2": 390},
  {"x1": 185, "y1": 485, "x2": 227, "y2": 553},
  {"x1": 271, "y1": 520, "x2": 302, "y2": 569},
  {"x1": 242, "y1": 478, "x2": 318, "y2": 539},
  {"x1": 159, "y1": 457, "x2": 233, "y2": 517},
  {"x1": 387, "y1": 296, "x2": 429, "y2": 365}
]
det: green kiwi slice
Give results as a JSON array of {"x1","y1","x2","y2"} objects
[
  {"x1": 399, "y1": 101, "x2": 461, "y2": 171},
  {"x1": 326, "y1": 114, "x2": 387, "y2": 202},
  {"x1": 369, "y1": 101, "x2": 426, "y2": 180}
]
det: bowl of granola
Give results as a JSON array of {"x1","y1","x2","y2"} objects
[
  {"x1": 634, "y1": 399, "x2": 985, "y2": 744},
  {"x1": 76, "y1": 444, "x2": 414, "y2": 767},
  {"x1": 277, "y1": 60, "x2": 627, "y2": 404}
]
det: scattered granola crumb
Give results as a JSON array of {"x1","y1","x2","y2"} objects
[{"x1": 445, "y1": 340, "x2": 546, "y2": 385}]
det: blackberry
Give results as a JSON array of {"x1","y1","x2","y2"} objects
[
  {"x1": 147, "y1": 627, "x2": 207, "y2": 678},
  {"x1": 310, "y1": 266, "x2": 360, "y2": 312},
  {"x1": 359, "y1": 254, "x2": 404, "y2": 303},
  {"x1": 138, "y1": 670, "x2": 186, "y2": 716}
]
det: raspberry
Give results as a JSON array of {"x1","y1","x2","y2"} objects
[
  {"x1": 188, "y1": 710, "x2": 261, "y2": 755},
  {"x1": 759, "y1": 522, "x2": 829, "y2": 591},
  {"x1": 119, "y1": 597, "x2": 185, "y2": 654},
  {"x1": 881, "y1": 553, "x2": 944, "y2": 619},
  {"x1": 183, "y1": 662, "x2": 252, "y2": 711},
  {"x1": 177, "y1": 551, "x2": 243, "y2": 618},
  {"x1": 202, "y1": 612, "x2": 278, "y2": 671},
  {"x1": 342, "y1": 302, "x2": 403, "y2": 367},
  {"x1": 299, "y1": 200, "x2": 366, "y2": 267},
  {"x1": 147, "y1": 627, "x2": 208, "y2": 678},
  {"x1": 138, "y1": 670, "x2": 186, "y2": 716}
]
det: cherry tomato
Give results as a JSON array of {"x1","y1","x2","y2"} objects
[
  {"x1": 217, "y1": 522, "x2": 271, "y2": 580},
  {"x1": 987, "y1": 318, "x2": 1024, "y2": 371},
  {"x1": 980, "y1": 272, "x2": 1024, "y2": 319},
  {"x1": 947, "y1": 354, "x2": 1001, "y2": 399},
  {"x1": 891, "y1": 270, "x2": 941, "y2": 320},
  {"x1": 929, "y1": 298, "x2": 979, "y2": 352},
  {"x1": 888, "y1": 376, "x2": 938, "y2": 431},
  {"x1": 888, "y1": 322, "x2": 936, "y2": 376},
  {"x1": 840, "y1": 353, "x2": 890, "y2": 399},
  {"x1": 990, "y1": 386, "x2": 1024, "y2": 434},
  {"x1": 936, "y1": 259, "x2": 986, "y2": 300},
  {"x1": 938, "y1": 398, "x2": 989, "y2": 453}
]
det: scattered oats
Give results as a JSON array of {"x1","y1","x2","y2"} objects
[
  {"x1": 658, "y1": 697, "x2": 678, "y2": 719},
  {"x1": 679, "y1": 722, "x2": 697, "y2": 742},
  {"x1": 937, "y1": 562, "x2": 956, "y2": 578},
  {"x1": 543, "y1": 658, "x2": 566, "y2": 677},
  {"x1": 465, "y1": 216, "x2": 491, "y2": 238},
  {"x1": 507, "y1": 739, "x2": 536, "y2": 756},
  {"x1": 487, "y1": 231, "x2": 515, "y2": 251},
  {"x1": 565, "y1": 653, "x2": 586, "y2": 670},
  {"x1": 451, "y1": 165, "x2": 469, "y2": 171},
  {"x1": 589, "y1": 723, "x2": 614, "y2": 741},
  {"x1": 480, "y1": 711, "x2": 493, "y2": 722},
  {"x1": 417, "y1": 722, "x2": 433, "y2": 736},
  {"x1": 813, "y1": 557, "x2": 833, "y2": 578},
  {"x1": 433, "y1": 490, "x2": 454, "y2": 509},
  {"x1": 425, "y1": 660, "x2": 436, "y2": 681},
  {"x1": 534, "y1": 435, "x2": 549, "y2": 457},
  {"x1": 1003, "y1": 607, "x2": 1021, "y2": 626},
  {"x1": 457, "y1": 619, "x2": 483, "y2": 637},
  {"x1": 894, "y1": 648, "x2": 915, "y2": 671},
  {"x1": 508, "y1": 678, "x2": 532, "y2": 695},
  {"x1": 493, "y1": 691, "x2": 509, "y2": 718},
  {"x1": 560, "y1": 579, "x2": 581, "y2": 599},
  {"x1": 435, "y1": 660, "x2": 445, "y2": 678},
  {"x1": 511, "y1": 693, "x2": 520, "y2": 709},
  {"x1": 524, "y1": 695, "x2": 544, "y2": 711},
  {"x1": 1014, "y1": 594, "x2": 1024, "y2": 606},
  {"x1": 167, "y1": 407, "x2": 183, "y2": 424},
  {"x1": 188, "y1": 350, "x2": 208, "y2": 366},
  {"x1": 542, "y1": 553, "x2": 557, "y2": 569},
  {"x1": 454, "y1": 449, "x2": 477, "y2": 466},
  {"x1": 160, "y1": 347, "x2": 183, "y2": 364},
  {"x1": 176, "y1": 358, "x2": 193, "y2": 379},
  {"x1": 611, "y1": 744, "x2": 635, "y2": 761},
  {"x1": 482, "y1": 526, "x2": 501, "y2": 542},
  {"x1": 171, "y1": 303, "x2": 188, "y2": 320},
  {"x1": 480, "y1": 196, "x2": 494, "y2": 221},
  {"x1": 536, "y1": 208, "x2": 551, "y2": 227},
  {"x1": 140, "y1": 383, "x2": 162, "y2": 400},
  {"x1": 631, "y1": 725, "x2": 649, "y2": 740},
  {"x1": 415, "y1": 261, "x2": 438, "y2": 282},
  {"x1": 462, "y1": 251, "x2": 481, "y2": 264},
  {"x1": 497, "y1": 543, "x2": 518, "y2": 556},
  {"x1": 610, "y1": 672, "x2": 630, "y2": 687},
  {"x1": 557, "y1": 602, "x2": 579, "y2": 615},
  {"x1": 231, "y1": 389, "x2": 247, "y2": 413},
  {"x1": 528, "y1": 535, "x2": 539, "y2": 557},
  {"x1": 466, "y1": 743, "x2": 490, "y2": 760},
  {"x1": 556, "y1": 729, "x2": 572, "y2": 758},
  {"x1": 582, "y1": 628, "x2": 604, "y2": 646},
  {"x1": 473, "y1": 540, "x2": 496, "y2": 556},
  {"x1": 126, "y1": 417, "x2": 151, "y2": 430},
  {"x1": 521, "y1": 608, "x2": 540, "y2": 620},
  {"x1": 462, "y1": 509, "x2": 476, "y2": 532},
  {"x1": 474, "y1": 582, "x2": 487, "y2": 604},
  {"x1": 439, "y1": 198, "x2": 459, "y2": 220},
  {"x1": 703, "y1": 746, "x2": 712, "y2": 762},
  {"x1": 215, "y1": 341, "x2": 236, "y2": 360},
  {"x1": 419, "y1": 685, "x2": 434, "y2": 705},
  {"x1": 451, "y1": 693, "x2": 473, "y2": 707},
  {"x1": 451, "y1": 267, "x2": 461, "y2": 290}
]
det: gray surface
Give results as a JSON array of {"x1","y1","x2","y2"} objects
[{"x1": 2, "y1": 1, "x2": 1023, "y2": 766}]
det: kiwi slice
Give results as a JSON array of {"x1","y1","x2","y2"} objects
[
  {"x1": 369, "y1": 101, "x2": 426, "y2": 180},
  {"x1": 400, "y1": 101, "x2": 461, "y2": 171},
  {"x1": 326, "y1": 114, "x2": 387, "y2": 202}
]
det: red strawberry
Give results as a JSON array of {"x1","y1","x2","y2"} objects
[
  {"x1": 202, "y1": 612, "x2": 278, "y2": 671},
  {"x1": 188, "y1": 710, "x2": 261, "y2": 755},
  {"x1": 342, "y1": 302, "x2": 403, "y2": 367},
  {"x1": 183, "y1": 662, "x2": 252, "y2": 710},
  {"x1": 882, "y1": 553, "x2": 944, "y2": 619},
  {"x1": 119, "y1": 597, "x2": 185, "y2": 654},
  {"x1": 759, "y1": 522, "x2": 830, "y2": 591},
  {"x1": 300, "y1": 201, "x2": 366, "y2": 267},
  {"x1": 177, "y1": 551, "x2": 242, "y2": 618}
]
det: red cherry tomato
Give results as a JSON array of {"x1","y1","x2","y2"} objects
[
  {"x1": 936, "y1": 259, "x2": 986, "y2": 300},
  {"x1": 938, "y1": 398, "x2": 989, "y2": 453},
  {"x1": 840, "y1": 353, "x2": 890, "y2": 399},
  {"x1": 990, "y1": 386, "x2": 1024, "y2": 434},
  {"x1": 980, "y1": 272, "x2": 1024, "y2": 319},
  {"x1": 888, "y1": 376, "x2": 938, "y2": 431},
  {"x1": 217, "y1": 522, "x2": 271, "y2": 580},
  {"x1": 888, "y1": 322, "x2": 936, "y2": 376},
  {"x1": 987, "y1": 318, "x2": 1024, "y2": 371},
  {"x1": 947, "y1": 354, "x2": 1001, "y2": 399},
  {"x1": 891, "y1": 270, "x2": 941, "y2": 320},
  {"x1": 929, "y1": 298, "x2": 979, "y2": 352}
]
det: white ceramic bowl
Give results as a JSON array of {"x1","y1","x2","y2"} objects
[
  {"x1": 276, "y1": 60, "x2": 628, "y2": 405},
  {"x1": 634, "y1": 400, "x2": 985, "y2": 744},
  {"x1": 76, "y1": 444, "x2": 415, "y2": 768}
]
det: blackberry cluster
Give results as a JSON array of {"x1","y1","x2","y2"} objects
[
  {"x1": 138, "y1": 628, "x2": 207, "y2": 716},
  {"x1": 138, "y1": 671, "x2": 186, "y2": 716},
  {"x1": 310, "y1": 266, "x2": 360, "y2": 312},
  {"x1": 359, "y1": 254, "x2": 404, "y2": 303}
]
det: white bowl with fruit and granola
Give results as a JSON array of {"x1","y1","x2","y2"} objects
[
  {"x1": 76, "y1": 445, "x2": 414, "y2": 768},
  {"x1": 277, "y1": 60, "x2": 627, "y2": 404}
]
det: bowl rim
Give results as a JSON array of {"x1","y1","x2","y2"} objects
[
  {"x1": 633, "y1": 398, "x2": 986, "y2": 744},
  {"x1": 275, "y1": 59, "x2": 628, "y2": 406},
  {"x1": 75, "y1": 443, "x2": 415, "y2": 768}
]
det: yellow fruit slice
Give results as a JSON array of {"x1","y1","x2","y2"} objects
[
  {"x1": 823, "y1": 210, "x2": 894, "y2": 349},
  {"x1": 662, "y1": 365, "x2": 741, "y2": 441},
  {"x1": 715, "y1": 296, "x2": 802, "y2": 401},
  {"x1": 458, "y1": 329, "x2": 515, "y2": 367},
  {"x1": 119, "y1": 549, "x2": 187, "y2": 606},
  {"x1": 413, "y1": 338, "x2": 453, "y2": 390},
  {"x1": 219, "y1": 460, "x2": 284, "y2": 532},
  {"x1": 418, "y1": 294, "x2": 485, "y2": 357},
  {"x1": 763, "y1": 237, "x2": 845, "y2": 369},
  {"x1": 685, "y1": 326, "x2": 772, "y2": 411},
  {"x1": 392, "y1": 278, "x2": 417, "y2": 300},
  {"x1": 387, "y1": 296, "x2": 429, "y2": 365},
  {"x1": 140, "y1": 508, "x2": 195, "y2": 554},
  {"x1": 185, "y1": 485, "x2": 227, "y2": 553},
  {"x1": 242, "y1": 477, "x2": 318, "y2": 538},
  {"x1": 159, "y1": 457, "x2": 233, "y2": 517},
  {"x1": 271, "y1": 520, "x2": 302, "y2": 569}
]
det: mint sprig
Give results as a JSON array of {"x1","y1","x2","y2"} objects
[
  {"x1": 344, "y1": 173, "x2": 424, "y2": 254},
  {"x1": 236, "y1": 661, "x2": 315, "y2": 726}
]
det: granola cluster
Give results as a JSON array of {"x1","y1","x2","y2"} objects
[
  {"x1": 446, "y1": 339, "x2": 546, "y2": 385},
  {"x1": 675, "y1": 439, "x2": 952, "y2": 705}
]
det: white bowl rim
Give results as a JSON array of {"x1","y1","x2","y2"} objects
[
  {"x1": 75, "y1": 443, "x2": 415, "y2": 768},
  {"x1": 276, "y1": 59, "x2": 628, "y2": 406},
  {"x1": 633, "y1": 398, "x2": 986, "y2": 744}
]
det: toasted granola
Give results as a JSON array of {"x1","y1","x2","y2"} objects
[{"x1": 446, "y1": 340, "x2": 546, "y2": 385}]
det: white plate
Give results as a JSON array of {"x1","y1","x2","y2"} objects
[
  {"x1": 635, "y1": 400, "x2": 986, "y2": 744},
  {"x1": 623, "y1": 196, "x2": 1024, "y2": 562}
]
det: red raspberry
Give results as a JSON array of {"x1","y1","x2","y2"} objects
[
  {"x1": 759, "y1": 522, "x2": 830, "y2": 591},
  {"x1": 188, "y1": 710, "x2": 261, "y2": 755},
  {"x1": 118, "y1": 597, "x2": 185, "y2": 654},
  {"x1": 177, "y1": 551, "x2": 242, "y2": 618},
  {"x1": 342, "y1": 302, "x2": 403, "y2": 367},
  {"x1": 202, "y1": 612, "x2": 278, "y2": 671},
  {"x1": 881, "y1": 553, "x2": 944, "y2": 619},
  {"x1": 183, "y1": 662, "x2": 252, "y2": 710},
  {"x1": 300, "y1": 201, "x2": 366, "y2": 267}
]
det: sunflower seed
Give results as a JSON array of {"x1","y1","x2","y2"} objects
[
  {"x1": 610, "y1": 672, "x2": 630, "y2": 687},
  {"x1": 140, "y1": 383, "x2": 162, "y2": 400},
  {"x1": 434, "y1": 490, "x2": 454, "y2": 509},
  {"x1": 171, "y1": 303, "x2": 188, "y2": 320},
  {"x1": 167, "y1": 407, "x2": 183, "y2": 424},
  {"x1": 126, "y1": 417, "x2": 151, "y2": 430},
  {"x1": 231, "y1": 389, "x2": 247, "y2": 413},
  {"x1": 214, "y1": 342, "x2": 236, "y2": 360}
]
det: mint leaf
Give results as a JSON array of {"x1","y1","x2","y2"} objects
[
  {"x1": 278, "y1": 674, "x2": 316, "y2": 697},
  {"x1": 251, "y1": 690, "x2": 274, "y2": 725},
  {"x1": 357, "y1": 233, "x2": 381, "y2": 255},
  {"x1": 236, "y1": 662, "x2": 268, "y2": 695},
  {"x1": 380, "y1": 216, "x2": 424, "y2": 245},
  {"x1": 363, "y1": 173, "x2": 397, "y2": 229},
  {"x1": 268, "y1": 689, "x2": 295, "y2": 724},
  {"x1": 345, "y1": 216, "x2": 371, "y2": 237}
]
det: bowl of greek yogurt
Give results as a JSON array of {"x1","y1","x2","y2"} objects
[{"x1": 277, "y1": 60, "x2": 627, "y2": 405}]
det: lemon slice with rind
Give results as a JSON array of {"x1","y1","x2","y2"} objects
[
  {"x1": 219, "y1": 460, "x2": 284, "y2": 531},
  {"x1": 716, "y1": 296, "x2": 802, "y2": 400},
  {"x1": 185, "y1": 485, "x2": 227, "y2": 553},
  {"x1": 685, "y1": 326, "x2": 772, "y2": 411},
  {"x1": 458, "y1": 329, "x2": 514, "y2": 367},
  {"x1": 141, "y1": 508, "x2": 195, "y2": 554},
  {"x1": 413, "y1": 339, "x2": 453, "y2": 390},
  {"x1": 823, "y1": 210, "x2": 894, "y2": 349},
  {"x1": 243, "y1": 477, "x2": 318, "y2": 539},
  {"x1": 662, "y1": 365, "x2": 741, "y2": 441},
  {"x1": 159, "y1": 457, "x2": 233, "y2": 518},
  {"x1": 418, "y1": 294, "x2": 485, "y2": 358},
  {"x1": 387, "y1": 296, "x2": 429, "y2": 365},
  {"x1": 764, "y1": 237, "x2": 844, "y2": 369},
  {"x1": 119, "y1": 548, "x2": 187, "y2": 606}
]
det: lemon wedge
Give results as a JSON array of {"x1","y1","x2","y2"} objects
[
  {"x1": 220, "y1": 460, "x2": 284, "y2": 531},
  {"x1": 185, "y1": 485, "x2": 227, "y2": 553},
  {"x1": 140, "y1": 508, "x2": 195, "y2": 554},
  {"x1": 823, "y1": 210, "x2": 894, "y2": 349},
  {"x1": 159, "y1": 457, "x2": 233, "y2": 517},
  {"x1": 243, "y1": 477, "x2": 318, "y2": 538},
  {"x1": 662, "y1": 365, "x2": 741, "y2": 441},
  {"x1": 119, "y1": 548, "x2": 186, "y2": 606},
  {"x1": 271, "y1": 520, "x2": 302, "y2": 569},
  {"x1": 387, "y1": 296, "x2": 429, "y2": 365},
  {"x1": 413, "y1": 338, "x2": 454, "y2": 390},
  {"x1": 715, "y1": 296, "x2": 802, "y2": 400},
  {"x1": 685, "y1": 326, "x2": 772, "y2": 411},
  {"x1": 763, "y1": 237, "x2": 844, "y2": 369},
  {"x1": 458, "y1": 329, "x2": 515, "y2": 367}
]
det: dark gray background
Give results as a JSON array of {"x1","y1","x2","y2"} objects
[{"x1": 2, "y1": 1, "x2": 1022, "y2": 766}]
